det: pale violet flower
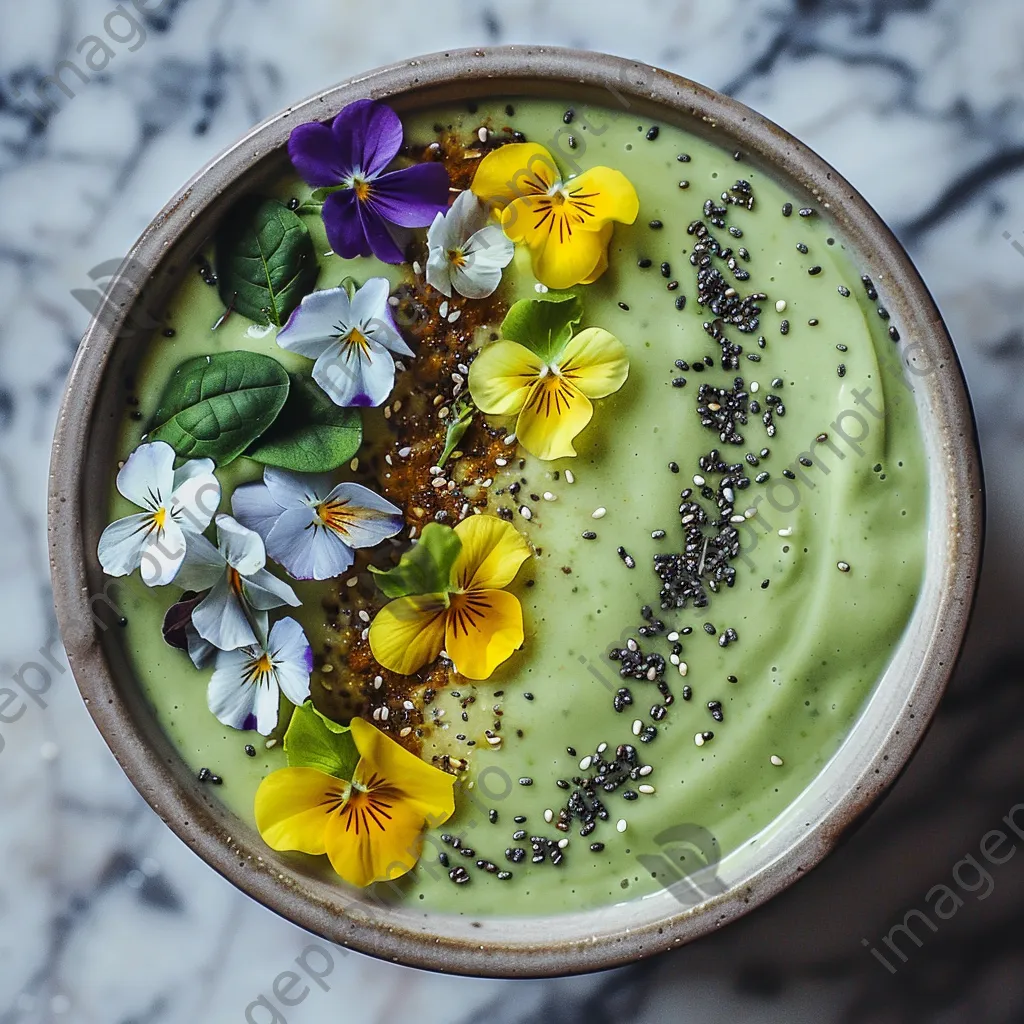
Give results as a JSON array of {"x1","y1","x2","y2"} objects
[
  {"x1": 207, "y1": 617, "x2": 312, "y2": 735},
  {"x1": 276, "y1": 277, "x2": 413, "y2": 408},
  {"x1": 176, "y1": 514, "x2": 300, "y2": 652},
  {"x1": 98, "y1": 441, "x2": 220, "y2": 587},
  {"x1": 426, "y1": 189, "x2": 515, "y2": 299},
  {"x1": 232, "y1": 468, "x2": 404, "y2": 581}
]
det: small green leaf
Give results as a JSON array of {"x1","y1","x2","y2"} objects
[
  {"x1": 247, "y1": 374, "x2": 363, "y2": 473},
  {"x1": 284, "y1": 702, "x2": 360, "y2": 780},
  {"x1": 149, "y1": 351, "x2": 291, "y2": 465},
  {"x1": 215, "y1": 197, "x2": 319, "y2": 326},
  {"x1": 370, "y1": 523, "x2": 462, "y2": 599},
  {"x1": 437, "y1": 396, "x2": 475, "y2": 469},
  {"x1": 501, "y1": 293, "x2": 583, "y2": 363}
]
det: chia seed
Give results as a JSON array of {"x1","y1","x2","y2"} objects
[
  {"x1": 782, "y1": 202, "x2": 793, "y2": 217},
  {"x1": 646, "y1": 126, "x2": 660, "y2": 141}
]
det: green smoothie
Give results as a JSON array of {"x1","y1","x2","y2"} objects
[{"x1": 107, "y1": 97, "x2": 927, "y2": 916}]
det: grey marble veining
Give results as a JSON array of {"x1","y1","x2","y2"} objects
[{"x1": 1, "y1": 0, "x2": 1020, "y2": 1021}]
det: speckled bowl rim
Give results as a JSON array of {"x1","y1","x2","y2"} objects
[{"x1": 48, "y1": 45, "x2": 983, "y2": 978}]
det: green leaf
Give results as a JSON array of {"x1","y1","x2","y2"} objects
[
  {"x1": 246, "y1": 374, "x2": 363, "y2": 473},
  {"x1": 215, "y1": 197, "x2": 319, "y2": 326},
  {"x1": 149, "y1": 351, "x2": 290, "y2": 466},
  {"x1": 370, "y1": 522, "x2": 461, "y2": 599},
  {"x1": 284, "y1": 702, "x2": 360, "y2": 780},
  {"x1": 501, "y1": 293, "x2": 584, "y2": 363},
  {"x1": 437, "y1": 396, "x2": 475, "y2": 469}
]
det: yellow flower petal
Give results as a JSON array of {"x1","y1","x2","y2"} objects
[
  {"x1": 522, "y1": 217, "x2": 610, "y2": 291},
  {"x1": 369, "y1": 594, "x2": 448, "y2": 675},
  {"x1": 254, "y1": 766, "x2": 345, "y2": 856},
  {"x1": 452, "y1": 515, "x2": 531, "y2": 591},
  {"x1": 579, "y1": 224, "x2": 614, "y2": 285},
  {"x1": 514, "y1": 375, "x2": 594, "y2": 460},
  {"x1": 467, "y1": 340, "x2": 544, "y2": 416},
  {"x1": 471, "y1": 143, "x2": 560, "y2": 209},
  {"x1": 562, "y1": 166, "x2": 640, "y2": 227},
  {"x1": 445, "y1": 589, "x2": 524, "y2": 680},
  {"x1": 557, "y1": 327, "x2": 630, "y2": 400},
  {"x1": 349, "y1": 718, "x2": 457, "y2": 823}
]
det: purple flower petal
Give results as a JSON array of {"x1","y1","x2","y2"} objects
[
  {"x1": 370, "y1": 163, "x2": 451, "y2": 228},
  {"x1": 357, "y1": 201, "x2": 408, "y2": 264},
  {"x1": 322, "y1": 190, "x2": 372, "y2": 259},
  {"x1": 288, "y1": 121, "x2": 350, "y2": 188},
  {"x1": 332, "y1": 99, "x2": 404, "y2": 179}
]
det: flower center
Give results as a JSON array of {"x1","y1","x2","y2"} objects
[
  {"x1": 314, "y1": 498, "x2": 357, "y2": 537},
  {"x1": 150, "y1": 506, "x2": 169, "y2": 532},
  {"x1": 350, "y1": 175, "x2": 372, "y2": 202},
  {"x1": 227, "y1": 566, "x2": 244, "y2": 594},
  {"x1": 524, "y1": 374, "x2": 578, "y2": 420},
  {"x1": 448, "y1": 248, "x2": 467, "y2": 269},
  {"x1": 341, "y1": 326, "x2": 372, "y2": 359},
  {"x1": 243, "y1": 651, "x2": 275, "y2": 686},
  {"x1": 340, "y1": 771, "x2": 397, "y2": 835}
]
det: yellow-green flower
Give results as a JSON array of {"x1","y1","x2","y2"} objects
[
  {"x1": 471, "y1": 142, "x2": 639, "y2": 290},
  {"x1": 369, "y1": 516, "x2": 531, "y2": 680},
  {"x1": 468, "y1": 295, "x2": 629, "y2": 460},
  {"x1": 255, "y1": 716, "x2": 455, "y2": 888}
]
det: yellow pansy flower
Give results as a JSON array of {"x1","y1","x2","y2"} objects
[
  {"x1": 468, "y1": 295, "x2": 630, "y2": 461},
  {"x1": 255, "y1": 717, "x2": 455, "y2": 888},
  {"x1": 471, "y1": 142, "x2": 639, "y2": 290},
  {"x1": 369, "y1": 515, "x2": 531, "y2": 680}
]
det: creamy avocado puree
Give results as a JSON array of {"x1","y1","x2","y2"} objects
[{"x1": 108, "y1": 97, "x2": 927, "y2": 916}]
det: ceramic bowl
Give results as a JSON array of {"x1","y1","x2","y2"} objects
[{"x1": 48, "y1": 45, "x2": 983, "y2": 977}]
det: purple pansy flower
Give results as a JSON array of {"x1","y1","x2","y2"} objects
[{"x1": 288, "y1": 99, "x2": 450, "y2": 264}]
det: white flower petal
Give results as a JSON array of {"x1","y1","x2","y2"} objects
[
  {"x1": 193, "y1": 576, "x2": 259, "y2": 651},
  {"x1": 266, "y1": 506, "x2": 355, "y2": 581},
  {"x1": 138, "y1": 519, "x2": 188, "y2": 587},
  {"x1": 277, "y1": 286, "x2": 352, "y2": 359},
  {"x1": 97, "y1": 513, "x2": 152, "y2": 577},
  {"x1": 207, "y1": 648, "x2": 260, "y2": 730},
  {"x1": 175, "y1": 532, "x2": 227, "y2": 592},
  {"x1": 231, "y1": 482, "x2": 284, "y2": 542},
  {"x1": 215, "y1": 514, "x2": 266, "y2": 576},
  {"x1": 267, "y1": 617, "x2": 312, "y2": 706},
  {"x1": 448, "y1": 189, "x2": 491, "y2": 237},
  {"x1": 242, "y1": 568, "x2": 301, "y2": 610},
  {"x1": 263, "y1": 467, "x2": 332, "y2": 510},
  {"x1": 323, "y1": 482, "x2": 404, "y2": 550},
  {"x1": 170, "y1": 460, "x2": 221, "y2": 534},
  {"x1": 116, "y1": 442, "x2": 176, "y2": 510},
  {"x1": 253, "y1": 677, "x2": 281, "y2": 736},
  {"x1": 426, "y1": 245, "x2": 455, "y2": 297},
  {"x1": 312, "y1": 339, "x2": 396, "y2": 408},
  {"x1": 426, "y1": 209, "x2": 452, "y2": 253},
  {"x1": 186, "y1": 624, "x2": 218, "y2": 669},
  {"x1": 452, "y1": 225, "x2": 516, "y2": 299},
  {"x1": 351, "y1": 277, "x2": 413, "y2": 358}
]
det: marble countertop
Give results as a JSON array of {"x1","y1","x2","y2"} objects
[{"x1": 2, "y1": 0, "x2": 1021, "y2": 1021}]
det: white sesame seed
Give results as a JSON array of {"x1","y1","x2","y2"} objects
[
  {"x1": 350, "y1": 457, "x2": 359, "y2": 472},
  {"x1": 775, "y1": 299, "x2": 787, "y2": 313},
  {"x1": 638, "y1": 784, "x2": 655, "y2": 795},
  {"x1": 693, "y1": 475, "x2": 705, "y2": 487},
  {"x1": 439, "y1": 300, "x2": 449, "y2": 318},
  {"x1": 694, "y1": 732, "x2": 705, "y2": 747},
  {"x1": 519, "y1": 505, "x2": 533, "y2": 520},
  {"x1": 632, "y1": 719, "x2": 643, "y2": 736},
  {"x1": 638, "y1": 765, "x2": 653, "y2": 776},
  {"x1": 534, "y1": 282, "x2": 549, "y2": 293},
  {"x1": 412, "y1": 260, "x2": 422, "y2": 275},
  {"x1": 750, "y1": 381, "x2": 760, "y2": 393},
  {"x1": 564, "y1": 470, "x2": 575, "y2": 483},
  {"x1": 779, "y1": 527, "x2": 794, "y2": 537},
  {"x1": 646, "y1": 666, "x2": 657, "y2": 681},
  {"x1": 495, "y1": 457, "x2": 508, "y2": 467},
  {"x1": 478, "y1": 126, "x2": 489, "y2": 143},
  {"x1": 373, "y1": 675, "x2": 383, "y2": 689},
  {"x1": 400, "y1": 727, "x2": 412, "y2": 737},
  {"x1": 616, "y1": 819, "x2": 628, "y2": 833},
  {"x1": 429, "y1": 465, "x2": 444, "y2": 475},
  {"x1": 543, "y1": 491, "x2": 556, "y2": 501},
  {"x1": 372, "y1": 707, "x2": 382, "y2": 721},
  {"x1": 503, "y1": 433, "x2": 517, "y2": 445},
  {"x1": 385, "y1": 454, "x2": 393, "y2": 466},
  {"x1": 265, "y1": 738, "x2": 278, "y2": 749},
  {"x1": 723, "y1": 487, "x2": 735, "y2": 503},
  {"x1": 403, "y1": 700, "x2": 415, "y2": 710},
  {"x1": 667, "y1": 631, "x2": 679, "y2": 642},
  {"x1": 745, "y1": 508, "x2": 758, "y2": 518},
  {"x1": 579, "y1": 755, "x2": 593, "y2": 770},
  {"x1": 597, "y1": 742, "x2": 607, "y2": 754},
  {"x1": 380, "y1": 706, "x2": 389, "y2": 721},
  {"x1": 347, "y1": 576, "x2": 359, "y2": 588},
  {"x1": 626, "y1": 638, "x2": 638, "y2": 652},
  {"x1": 431, "y1": 477, "x2": 447, "y2": 489},
  {"x1": 558, "y1": 838, "x2": 569, "y2": 849},
  {"x1": 360, "y1": 628, "x2": 369, "y2": 641},
  {"x1": 388, "y1": 296, "x2": 400, "y2": 307},
  {"x1": 670, "y1": 654, "x2": 680, "y2": 665},
  {"x1": 358, "y1": 610, "x2": 370, "y2": 623},
  {"x1": 448, "y1": 310, "x2": 462, "y2": 324},
  {"x1": 592, "y1": 507, "x2": 607, "y2": 519},
  {"x1": 544, "y1": 808, "x2": 554, "y2": 823},
  {"x1": 771, "y1": 755, "x2": 784, "y2": 766},
  {"x1": 678, "y1": 662, "x2": 688, "y2": 677},
  {"x1": 486, "y1": 734, "x2": 503, "y2": 747},
  {"x1": 731, "y1": 515, "x2": 746, "y2": 523}
]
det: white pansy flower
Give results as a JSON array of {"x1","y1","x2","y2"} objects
[
  {"x1": 276, "y1": 278, "x2": 413, "y2": 409},
  {"x1": 232, "y1": 467, "x2": 404, "y2": 581},
  {"x1": 426, "y1": 189, "x2": 515, "y2": 299},
  {"x1": 175, "y1": 514, "x2": 300, "y2": 652},
  {"x1": 207, "y1": 617, "x2": 312, "y2": 735},
  {"x1": 98, "y1": 441, "x2": 220, "y2": 587}
]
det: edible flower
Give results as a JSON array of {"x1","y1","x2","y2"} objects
[
  {"x1": 208, "y1": 617, "x2": 312, "y2": 735},
  {"x1": 425, "y1": 189, "x2": 515, "y2": 299},
  {"x1": 288, "y1": 99, "x2": 450, "y2": 264},
  {"x1": 232, "y1": 467, "x2": 404, "y2": 581},
  {"x1": 471, "y1": 142, "x2": 638, "y2": 290},
  {"x1": 276, "y1": 277, "x2": 413, "y2": 409},
  {"x1": 176, "y1": 514, "x2": 300, "y2": 651},
  {"x1": 255, "y1": 710, "x2": 456, "y2": 887},
  {"x1": 369, "y1": 515, "x2": 531, "y2": 681},
  {"x1": 468, "y1": 295, "x2": 629, "y2": 460},
  {"x1": 98, "y1": 441, "x2": 220, "y2": 587}
]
